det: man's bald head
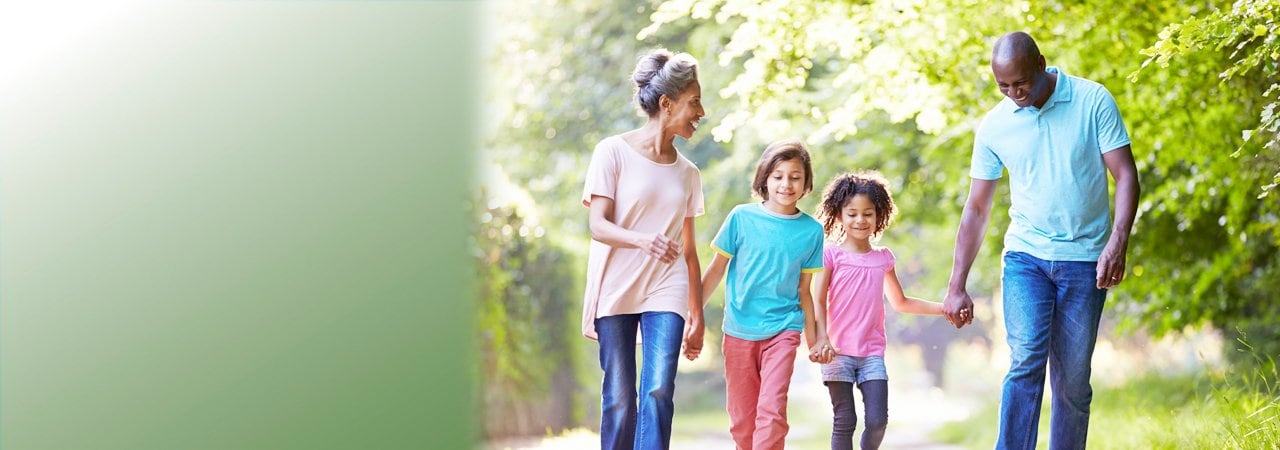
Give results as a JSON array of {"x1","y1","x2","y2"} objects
[
  {"x1": 989, "y1": 31, "x2": 1054, "y2": 108},
  {"x1": 992, "y1": 31, "x2": 1042, "y2": 67}
]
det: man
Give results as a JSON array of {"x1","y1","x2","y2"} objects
[{"x1": 942, "y1": 32, "x2": 1140, "y2": 450}]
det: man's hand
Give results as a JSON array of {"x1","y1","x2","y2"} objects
[
  {"x1": 1096, "y1": 239, "x2": 1127, "y2": 289},
  {"x1": 943, "y1": 289, "x2": 975, "y2": 328}
]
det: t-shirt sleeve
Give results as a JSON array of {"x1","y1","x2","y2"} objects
[
  {"x1": 1094, "y1": 88, "x2": 1131, "y2": 154},
  {"x1": 687, "y1": 166, "x2": 705, "y2": 218},
  {"x1": 970, "y1": 120, "x2": 1004, "y2": 180},
  {"x1": 710, "y1": 208, "x2": 738, "y2": 258},
  {"x1": 800, "y1": 227, "x2": 824, "y2": 273},
  {"x1": 882, "y1": 247, "x2": 897, "y2": 271},
  {"x1": 582, "y1": 141, "x2": 618, "y2": 207},
  {"x1": 822, "y1": 244, "x2": 835, "y2": 269}
]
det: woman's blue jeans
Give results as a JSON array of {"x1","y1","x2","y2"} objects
[
  {"x1": 996, "y1": 251, "x2": 1107, "y2": 450},
  {"x1": 596, "y1": 311, "x2": 684, "y2": 450}
]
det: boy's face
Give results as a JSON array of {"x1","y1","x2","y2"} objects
[{"x1": 763, "y1": 158, "x2": 807, "y2": 212}]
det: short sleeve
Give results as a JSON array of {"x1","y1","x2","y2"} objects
[
  {"x1": 582, "y1": 140, "x2": 619, "y2": 207},
  {"x1": 970, "y1": 123, "x2": 1004, "y2": 180},
  {"x1": 687, "y1": 167, "x2": 705, "y2": 217},
  {"x1": 822, "y1": 244, "x2": 835, "y2": 269},
  {"x1": 1094, "y1": 88, "x2": 1131, "y2": 154},
  {"x1": 710, "y1": 207, "x2": 738, "y2": 258},
  {"x1": 800, "y1": 227, "x2": 824, "y2": 273},
  {"x1": 881, "y1": 247, "x2": 896, "y2": 271}
]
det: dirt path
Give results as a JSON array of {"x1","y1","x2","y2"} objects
[{"x1": 487, "y1": 349, "x2": 979, "y2": 450}]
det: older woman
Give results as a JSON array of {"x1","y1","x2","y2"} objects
[{"x1": 580, "y1": 48, "x2": 706, "y2": 450}]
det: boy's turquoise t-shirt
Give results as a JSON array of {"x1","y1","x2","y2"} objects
[{"x1": 711, "y1": 202, "x2": 825, "y2": 341}]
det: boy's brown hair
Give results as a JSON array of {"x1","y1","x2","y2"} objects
[{"x1": 752, "y1": 140, "x2": 814, "y2": 200}]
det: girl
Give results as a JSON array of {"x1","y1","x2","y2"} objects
[
  {"x1": 812, "y1": 170, "x2": 946, "y2": 450},
  {"x1": 700, "y1": 140, "x2": 832, "y2": 450},
  {"x1": 581, "y1": 48, "x2": 706, "y2": 450}
]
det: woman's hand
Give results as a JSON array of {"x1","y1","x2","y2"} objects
[
  {"x1": 637, "y1": 233, "x2": 679, "y2": 263},
  {"x1": 682, "y1": 315, "x2": 704, "y2": 360}
]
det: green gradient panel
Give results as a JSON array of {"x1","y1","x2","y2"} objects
[{"x1": 0, "y1": 3, "x2": 475, "y2": 449}]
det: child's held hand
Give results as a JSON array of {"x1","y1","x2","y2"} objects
[{"x1": 807, "y1": 337, "x2": 837, "y2": 364}]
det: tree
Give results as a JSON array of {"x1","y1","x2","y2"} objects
[
  {"x1": 473, "y1": 197, "x2": 583, "y2": 436},
  {"x1": 1131, "y1": 0, "x2": 1280, "y2": 360}
]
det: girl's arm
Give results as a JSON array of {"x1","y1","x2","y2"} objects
[
  {"x1": 884, "y1": 268, "x2": 945, "y2": 315},
  {"x1": 809, "y1": 265, "x2": 835, "y2": 351},
  {"x1": 799, "y1": 272, "x2": 835, "y2": 363},
  {"x1": 588, "y1": 195, "x2": 679, "y2": 263},
  {"x1": 681, "y1": 217, "x2": 704, "y2": 361}
]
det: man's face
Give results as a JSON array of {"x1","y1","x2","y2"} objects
[{"x1": 992, "y1": 56, "x2": 1049, "y2": 108}]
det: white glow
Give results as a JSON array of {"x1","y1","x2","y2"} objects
[{"x1": 0, "y1": 1, "x2": 141, "y2": 90}]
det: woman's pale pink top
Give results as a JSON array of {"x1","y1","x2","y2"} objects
[{"x1": 580, "y1": 135, "x2": 704, "y2": 340}]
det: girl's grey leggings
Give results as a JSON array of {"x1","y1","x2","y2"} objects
[{"x1": 827, "y1": 380, "x2": 888, "y2": 450}]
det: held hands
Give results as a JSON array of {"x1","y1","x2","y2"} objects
[
  {"x1": 808, "y1": 336, "x2": 836, "y2": 364},
  {"x1": 682, "y1": 315, "x2": 704, "y2": 361},
  {"x1": 639, "y1": 233, "x2": 679, "y2": 264},
  {"x1": 942, "y1": 290, "x2": 975, "y2": 329}
]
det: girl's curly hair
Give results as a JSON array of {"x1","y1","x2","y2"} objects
[{"x1": 817, "y1": 170, "x2": 897, "y2": 241}]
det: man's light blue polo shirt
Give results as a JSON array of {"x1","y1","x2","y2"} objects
[
  {"x1": 971, "y1": 67, "x2": 1130, "y2": 261},
  {"x1": 711, "y1": 203, "x2": 824, "y2": 341}
]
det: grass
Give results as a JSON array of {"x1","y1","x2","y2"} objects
[{"x1": 933, "y1": 360, "x2": 1280, "y2": 449}]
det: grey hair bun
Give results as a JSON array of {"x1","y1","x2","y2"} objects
[{"x1": 632, "y1": 49, "x2": 699, "y2": 116}]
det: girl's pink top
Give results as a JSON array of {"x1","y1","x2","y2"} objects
[{"x1": 824, "y1": 245, "x2": 895, "y2": 356}]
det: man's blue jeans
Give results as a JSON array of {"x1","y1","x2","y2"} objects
[
  {"x1": 997, "y1": 251, "x2": 1107, "y2": 450},
  {"x1": 597, "y1": 311, "x2": 684, "y2": 450}
]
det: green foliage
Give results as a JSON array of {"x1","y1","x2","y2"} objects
[
  {"x1": 473, "y1": 197, "x2": 582, "y2": 435},
  {"x1": 1123, "y1": 0, "x2": 1280, "y2": 335},
  {"x1": 642, "y1": 0, "x2": 1015, "y2": 143},
  {"x1": 1137, "y1": 0, "x2": 1280, "y2": 174}
]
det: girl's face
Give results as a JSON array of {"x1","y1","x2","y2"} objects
[
  {"x1": 664, "y1": 80, "x2": 704, "y2": 140},
  {"x1": 763, "y1": 158, "x2": 807, "y2": 213},
  {"x1": 841, "y1": 194, "x2": 878, "y2": 242}
]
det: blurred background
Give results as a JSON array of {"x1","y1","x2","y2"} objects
[{"x1": 476, "y1": 1, "x2": 1280, "y2": 448}]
